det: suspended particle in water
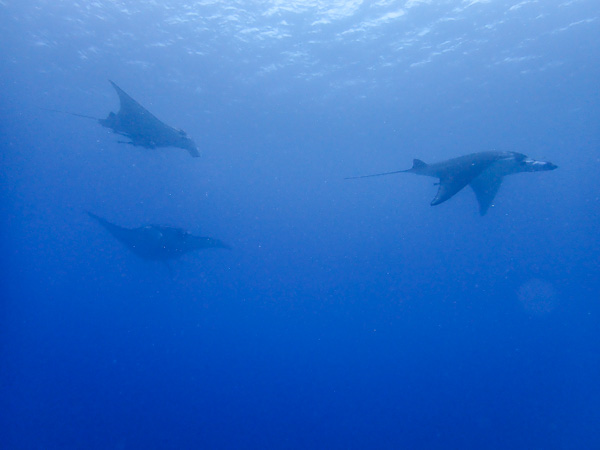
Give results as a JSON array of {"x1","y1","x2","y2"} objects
[{"x1": 517, "y1": 278, "x2": 559, "y2": 314}]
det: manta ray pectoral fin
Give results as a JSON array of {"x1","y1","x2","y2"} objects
[
  {"x1": 187, "y1": 146, "x2": 201, "y2": 158},
  {"x1": 470, "y1": 174, "x2": 504, "y2": 216},
  {"x1": 431, "y1": 176, "x2": 472, "y2": 206}
]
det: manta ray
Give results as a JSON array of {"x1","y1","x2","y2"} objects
[
  {"x1": 47, "y1": 81, "x2": 200, "y2": 157},
  {"x1": 88, "y1": 212, "x2": 229, "y2": 260},
  {"x1": 346, "y1": 151, "x2": 557, "y2": 215}
]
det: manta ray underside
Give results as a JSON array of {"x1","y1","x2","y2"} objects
[
  {"x1": 100, "y1": 81, "x2": 200, "y2": 157},
  {"x1": 346, "y1": 151, "x2": 557, "y2": 215},
  {"x1": 88, "y1": 212, "x2": 229, "y2": 260}
]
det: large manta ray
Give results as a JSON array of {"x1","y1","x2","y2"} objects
[
  {"x1": 88, "y1": 212, "x2": 229, "y2": 260},
  {"x1": 346, "y1": 151, "x2": 557, "y2": 215},
  {"x1": 100, "y1": 81, "x2": 200, "y2": 157},
  {"x1": 46, "y1": 81, "x2": 200, "y2": 157}
]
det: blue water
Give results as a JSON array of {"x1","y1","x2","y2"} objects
[{"x1": 1, "y1": 1, "x2": 599, "y2": 448}]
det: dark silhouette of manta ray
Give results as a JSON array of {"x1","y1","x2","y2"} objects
[
  {"x1": 346, "y1": 151, "x2": 557, "y2": 215},
  {"x1": 102, "y1": 81, "x2": 200, "y2": 157},
  {"x1": 88, "y1": 212, "x2": 229, "y2": 260},
  {"x1": 45, "y1": 81, "x2": 200, "y2": 157}
]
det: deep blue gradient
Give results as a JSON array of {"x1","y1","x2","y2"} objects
[{"x1": 1, "y1": 1, "x2": 599, "y2": 449}]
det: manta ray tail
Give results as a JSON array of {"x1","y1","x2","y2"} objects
[
  {"x1": 345, "y1": 167, "x2": 418, "y2": 180},
  {"x1": 41, "y1": 107, "x2": 100, "y2": 121},
  {"x1": 345, "y1": 159, "x2": 428, "y2": 180}
]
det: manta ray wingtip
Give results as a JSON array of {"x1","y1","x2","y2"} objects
[{"x1": 188, "y1": 146, "x2": 201, "y2": 158}]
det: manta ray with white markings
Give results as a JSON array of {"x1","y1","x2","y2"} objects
[{"x1": 346, "y1": 151, "x2": 557, "y2": 215}]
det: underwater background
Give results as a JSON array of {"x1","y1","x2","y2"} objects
[{"x1": 1, "y1": 1, "x2": 599, "y2": 448}]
